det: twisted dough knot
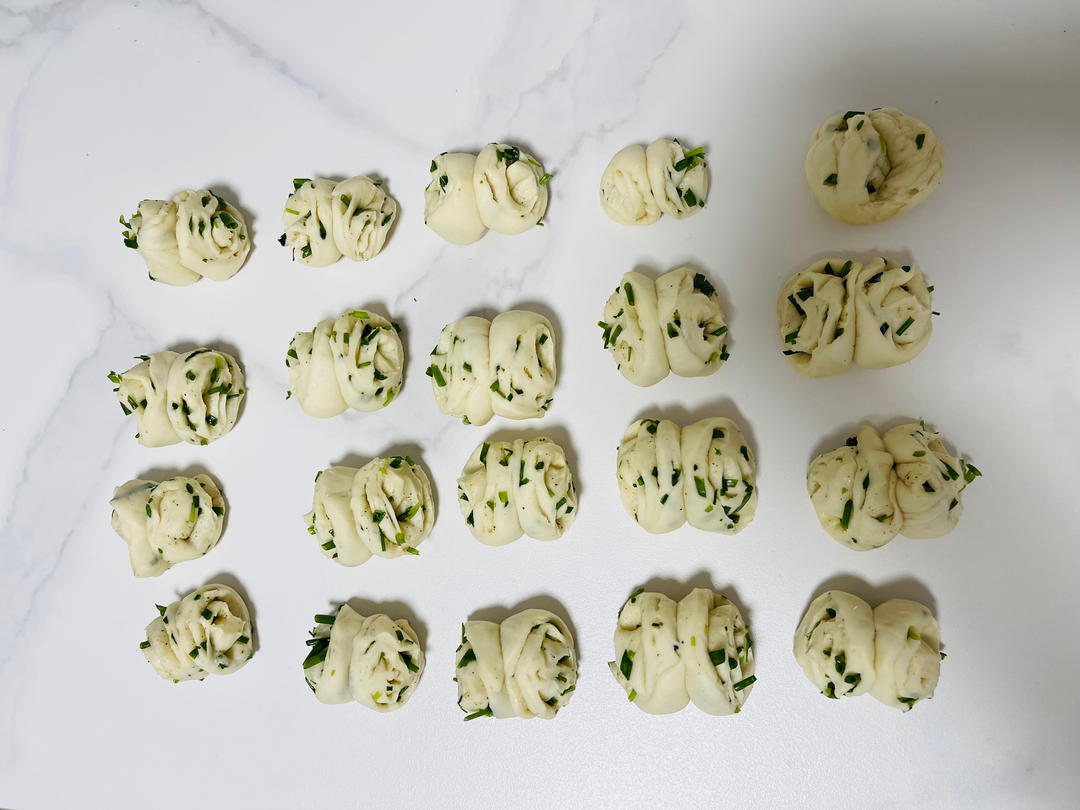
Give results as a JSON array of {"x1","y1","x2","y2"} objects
[
  {"x1": 110, "y1": 348, "x2": 245, "y2": 447},
  {"x1": 287, "y1": 308, "x2": 404, "y2": 417},
  {"x1": 304, "y1": 456, "x2": 435, "y2": 567},
  {"x1": 110, "y1": 473, "x2": 225, "y2": 577},
  {"x1": 455, "y1": 608, "x2": 578, "y2": 720},
  {"x1": 142, "y1": 584, "x2": 253, "y2": 682},
  {"x1": 303, "y1": 605, "x2": 424, "y2": 712}
]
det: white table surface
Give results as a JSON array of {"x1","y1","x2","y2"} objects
[{"x1": 2, "y1": 1, "x2": 1079, "y2": 808}]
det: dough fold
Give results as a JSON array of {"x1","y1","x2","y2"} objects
[
  {"x1": 601, "y1": 272, "x2": 669, "y2": 387},
  {"x1": 282, "y1": 178, "x2": 341, "y2": 266},
  {"x1": 303, "y1": 604, "x2": 424, "y2": 712},
  {"x1": 646, "y1": 138, "x2": 709, "y2": 219},
  {"x1": 805, "y1": 107, "x2": 944, "y2": 224},
  {"x1": 852, "y1": 259, "x2": 934, "y2": 370},
  {"x1": 110, "y1": 348, "x2": 245, "y2": 447},
  {"x1": 303, "y1": 457, "x2": 435, "y2": 566},
  {"x1": 616, "y1": 419, "x2": 686, "y2": 534},
  {"x1": 455, "y1": 609, "x2": 577, "y2": 720},
  {"x1": 870, "y1": 599, "x2": 942, "y2": 711},
  {"x1": 142, "y1": 583, "x2": 253, "y2": 682},
  {"x1": 599, "y1": 144, "x2": 660, "y2": 225},
  {"x1": 287, "y1": 308, "x2": 404, "y2": 417},
  {"x1": 473, "y1": 143, "x2": 548, "y2": 234},
  {"x1": 331, "y1": 176, "x2": 397, "y2": 261},
  {"x1": 110, "y1": 474, "x2": 225, "y2": 577},
  {"x1": 424, "y1": 152, "x2": 488, "y2": 245}
]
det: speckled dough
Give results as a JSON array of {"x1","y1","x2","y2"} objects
[
  {"x1": 473, "y1": 143, "x2": 548, "y2": 234},
  {"x1": 424, "y1": 152, "x2": 488, "y2": 245},
  {"x1": 303, "y1": 604, "x2": 423, "y2": 712},
  {"x1": 805, "y1": 107, "x2": 943, "y2": 224}
]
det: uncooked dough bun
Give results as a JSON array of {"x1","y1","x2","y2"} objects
[
  {"x1": 458, "y1": 437, "x2": 577, "y2": 544},
  {"x1": 473, "y1": 143, "x2": 549, "y2": 234},
  {"x1": 617, "y1": 416, "x2": 756, "y2": 535},
  {"x1": 278, "y1": 176, "x2": 398, "y2": 264},
  {"x1": 794, "y1": 590, "x2": 943, "y2": 711},
  {"x1": 121, "y1": 189, "x2": 250, "y2": 285},
  {"x1": 805, "y1": 107, "x2": 943, "y2": 224},
  {"x1": 428, "y1": 310, "x2": 556, "y2": 425},
  {"x1": 286, "y1": 308, "x2": 403, "y2": 417},
  {"x1": 455, "y1": 608, "x2": 578, "y2": 720},
  {"x1": 110, "y1": 474, "x2": 225, "y2": 577},
  {"x1": 601, "y1": 267, "x2": 729, "y2": 386},
  {"x1": 608, "y1": 586, "x2": 755, "y2": 715},
  {"x1": 304, "y1": 456, "x2": 435, "y2": 566},
  {"x1": 778, "y1": 257, "x2": 934, "y2": 377},
  {"x1": 109, "y1": 348, "x2": 245, "y2": 447},
  {"x1": 807, "y1": 420, "x2": 980, "y2": 548},
  {"x1": 424, "y1": 153, "x2": 487, "y2": 245},
  {"x1": 302, "y1": 604, "x2": 423, "y2": 712},
  {"x1": 141, "y1": 583, "x2": 254, "y2": 682},
  {"x1": 599, "y1": 138, "x2": 708, "y2": 224},
  {"x1": 793, "y1": 590, "x2": 877, "y2": 700}
]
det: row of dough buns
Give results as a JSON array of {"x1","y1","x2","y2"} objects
[
  {"x1": 778, "y1": 257, "x2": 934, "y2": 377},
  {"x1": 617, "y1": 416, "x2": 757, "y2": 534},
  {"x1": 794, "y1": 590, "x2": 942, "y2": 711},
  {"x1": 457, "y1": 436, "x2": 577, "y2": 544},
  {"x1": 280, "y1": 176, "x2": 398, "y2": 265},
  {"x1": 303, "y1": 604, "x2": 423, "y2": 712},
  {"x1": 609, "y1": 587, "x2": 755, "y2": 715},
  {"x1": 601, "y1": 267, "x2": 729, "y2": 386},
  {"x1": 599, "y1": 138, "x2": 708, "y2": 225},
  {"x1": 122, "y1": 189, "x2": 250, "y2": 285},
  {"x1": 304, "y1": 456, "x2": 435, "y2": 566},
  {"x1": 428, "y1": 310, "x2": 556, "y2": 425},
  {"x1": 425, "y1": 144, "x2": 549, "y2": 244},
  {"x1": 807, "y1": 421, "x2": 981, "y2": 549},
  {"x1": 455, "y1": 608, "x2": 578, "y2": 720}
]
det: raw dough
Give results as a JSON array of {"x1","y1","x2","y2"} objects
[
  {"x1": 599, "y1": 144, "x2": 660, "y2": 225},
  {"x1": 424, "y1": 152, "x2": 487, "y2": 245},
  {"x1": 646, "y1": 138, "x2": 709, "y2": 219},
  {"x1": 793, "y1": 590, "x2": 877, "y2": 699},
  {"x1": 473, "y1": 143, "x2": 548, "y2": 234}
]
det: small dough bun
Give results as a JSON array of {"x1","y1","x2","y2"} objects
[
  {"x1": 793, "y1": 590, "x2": 944, "y2": 712},
  {"x1": 458, "y1": 437, "x2": 577, "y2": 544},
  {"x1": 599, "y1": 144, "x2": 660, "y2": 225},
  {"x1": 608, "y1": 586, "x2": 755, "y2": 716},
  {"x1": 455, "y1": 608, "x2": 578, "y2": 720},
  {"x1": 424, "y1": 153, "x2": 487, "y2": 245},
  {"x1": 777, "y1": 257, "x2": 934, "y2": 377},
  {"x1": 601, "y1": 267, "x2": 729, "y2": 386},
  {"x1": 303, "y1": 456, "x2": 435, "y2": 566},
  {"x1": 428, "y1": 310, "x2": 556, "y2": 425},
  {"x1": 110, "y1": 348, "x2": 245, "y2": 447},
  {"x1": 617, "y1": 416, "x2": 757, "y2": 534},
  {"x1": 805, "y1": 107, "x2": 943, "y2": 224},
  {"x1": 122, "y1": 189, "x2": 250, "y2": 285},
  {"x1": 286, "y1": 308, "x2": 404, "y2": 417},
  {"x1": 473, "y1": 143, "x2": 548, "y2": 234},
  {"x1": 646, "y1": 138, "x2": 709, "y2": 219},
  {"x1": 303, "y1": 604, "x2": 423, "y2": 712},
  {"x1": 110, "y1": 474, "x2": 225, "y2": 577},
  {"x1": 806, "y1": 420, "x2": 978, "y2": 548},
  {"x1": 141, "y1": 583, "x2": 254, "y2": 682}
]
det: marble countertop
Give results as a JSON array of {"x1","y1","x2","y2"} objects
[{"x1": 2, "y1": 1, "x2": 1079, "y2": 807}]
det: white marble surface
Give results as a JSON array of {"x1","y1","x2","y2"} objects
[{"x1": 2, "y1": 1, "x2": 1079, "y2": 807}]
